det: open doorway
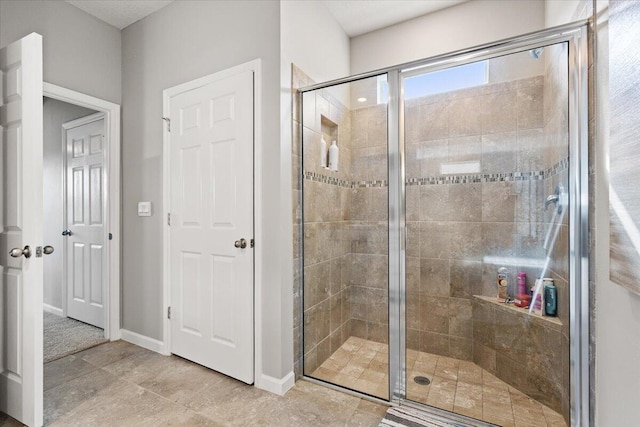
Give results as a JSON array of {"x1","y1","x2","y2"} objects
[{"x1": 43, "y1": 97, "x2": 108, "y2": 362}]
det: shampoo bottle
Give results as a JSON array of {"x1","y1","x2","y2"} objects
[
  {"x1": 328, "y1": 140, "x2": 339, "y2": 172},
  {"x1": 532, "y1": 278, "x2": 545, "y2": 316},
  {"x1": 517, "y1": 272, "x2": 527, "y2": 295},
  {"x1": 544, "y1": 280, "x2": 557, "y2": 316},
  {"x1": 320, "y1": 137, "x2": 328, "y2": 168},
  {"x1": 497, "y1": 267, "x2": 509, "y2": 302}
]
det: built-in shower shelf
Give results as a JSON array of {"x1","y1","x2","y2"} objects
[{"x1": 473, "y1": 295, "x2": 563, "y2": 329}]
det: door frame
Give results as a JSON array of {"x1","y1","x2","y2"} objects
[
  {"x1": 61, "y1": 112, "x2": 107, "y2": 329},
  {"x1": 161, "y1": 59, "x2": 263, "y2": 383},
  {"x1": 44, "y1": 82, "x2": 121, "y2": 340}
]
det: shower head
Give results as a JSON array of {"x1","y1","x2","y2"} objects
[{"x1": 529, "y1": 47, "x2": 544, "y2": 59}]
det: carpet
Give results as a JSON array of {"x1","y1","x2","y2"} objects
[
  {"x1": 44, "y1": 312, "x2": 108, "y2": 363},
  {"x1": 380, "y1": 406, "x2": 483, "y2": 427}
]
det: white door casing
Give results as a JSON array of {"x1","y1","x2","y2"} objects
[
  {"x1": 43, "y1": 82, "x2": 121, "y2": 341},
  {"x1": 167, "y1": 68, "x2": 255, "y2": 384},
  {"x1": 64, "y1": 114, "x2": 106, "y2": 328},
  {"x1": 0, "y1": 33, "x2": 44, "y2": 427}
]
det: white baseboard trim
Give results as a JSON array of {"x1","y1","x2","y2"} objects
[
  {"x1": 257, "y1": 371, "x2": 295, "y2": 396},
  {"x1": 120, "y1": 329, "x2": 167, "y2": 355},
  {"x1": 43, "y1": 304, "x2": 63, "y2": 317}
]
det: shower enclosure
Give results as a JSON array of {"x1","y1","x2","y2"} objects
[{"x1": 297, "y1": 23, "x2": 588, "y2": 427}]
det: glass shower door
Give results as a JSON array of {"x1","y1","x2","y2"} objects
[
  {"x1": 301, "y1": 74, "x2": 390, "y2": 399},
  {"x1": 402, "y1": 44, "x2": 571, "y2": 426}
]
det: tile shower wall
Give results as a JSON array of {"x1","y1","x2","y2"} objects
[
  {"x1": 347, "y1": 104, "x2": 389, "y2": 345},
  {"x1": 295, "y1": 66, "x2": 354, "y2": 376},
  {"x1": 400, "y1": 64, "x2": 570, "y2": 420},
  {"x1": 402, "y1": 75, "x2": 549, "y2": 361},
  {"x1": 294, "y1": 65, "x2": 389, "y2": 376}
]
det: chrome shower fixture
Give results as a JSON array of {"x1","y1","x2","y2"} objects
[{"x1": 544, "y1": 184, "x2": 566, "y2": 214}]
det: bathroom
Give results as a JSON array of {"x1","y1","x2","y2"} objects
[{"x1": 293, "y1": 5, "x2": 586, "y2": 425}]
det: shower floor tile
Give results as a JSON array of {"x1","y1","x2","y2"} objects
[{"x1": 312, "y1": 337, "x2": 567, "y2": 427}]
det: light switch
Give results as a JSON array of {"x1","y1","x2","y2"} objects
[{"x1": 138, "y1": 201, "x2": 152, "y2": 217}]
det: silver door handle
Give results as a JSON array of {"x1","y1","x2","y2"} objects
[
  {"x1": 234, "y1": 238, "x2": 247, "y2": 249},
  {"x1": 62, "y1": 230, "x2": 72, "y2": 236},
  {"x1": 9, "y1": 245, "x2": 31, "y2": 258},
  {"x1": 43, "y1": 246, "x2": 54, "y2": 255}
]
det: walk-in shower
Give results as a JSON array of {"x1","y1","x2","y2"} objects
[{"x1": 296, "y1": 22, "x2": 589, "y2": 427}]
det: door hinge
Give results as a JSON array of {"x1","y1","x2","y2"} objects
[
  {"x1": 167, "y1": 307, "x2": 171, "y2": 319},
  {"x1": 167, "y1": 213, "x2": 171, "y2": 226},
  {"x1": 162, "y1": 116, "x2": 171, "y2": 132}
]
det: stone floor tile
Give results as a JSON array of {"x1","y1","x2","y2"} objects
[
  {"x1": 44, "y1": 368, "x2": 120, "y2": 425},
  {"x1": 35, "y1": 339, "x2": 570, "y2": 427},
  {"x1": 0, "y1": 412, "x2": 23, "y2": 427},
  {"x1": 75, "y1": 340, "x2": 148, "y2": 368},
  {"x1": 44, "y1": 354, "x2": 99, "y2": 391}
]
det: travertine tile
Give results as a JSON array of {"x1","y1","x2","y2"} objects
[
  {"x1": 44, "y1": 354, "x2": 99, "y2": 391},
  {"x1": 43, "y1": 341, "x2": 388, "y2": 427}
]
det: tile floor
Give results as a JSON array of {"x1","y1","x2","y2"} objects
[
  {"x1": 1, "y1": 340, "x2": 389, "y2": 426},
  {"x1": 312, "y1": 337, "x2": 567, "y2": 427}
]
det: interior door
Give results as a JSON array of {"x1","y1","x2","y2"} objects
[
  {"x1": 64, "y1": 115, "x2": 105, "y2": 328},
  {"x1": 169, "y1": 69, "x2": 254, "y2": 383},
  {"x1": 0, "y1": 33, "x2": 44, "y2": 426}
]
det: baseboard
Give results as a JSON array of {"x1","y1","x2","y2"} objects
[
  {"x1": 43, "y1": 304, "x2": 63, "y2": 317},
  {"x1": 120, "y1": 329, "x2": 166, "y2": 354},
  {"x1": 257, "y1": 371, "x2": 295, "y2": 396}
]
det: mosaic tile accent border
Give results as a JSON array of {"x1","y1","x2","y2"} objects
[
  {"x1": 303, "y1": 171, "x2": 351, "y2": 188},
  {"x1": 546, "y1": 157, "x2": 569, "y2": 178},
  {"x1": 302, "y1": 157, "x2": 568, "y2": 188},
  {"x1": 353, "y1": 180, "x2": 387, "y2": 188},
  {"x1": 303, "y1": 171, "x2": 387, "y2": 188}
]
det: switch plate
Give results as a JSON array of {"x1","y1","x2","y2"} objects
[{"x1": 138, "y1": 201, "x2": 152, "y2": 217}]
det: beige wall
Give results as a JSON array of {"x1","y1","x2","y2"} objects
[
  {"x1": 350, "y1": 0, "x2": 545, "y2": 74},
  {"x1": 0, "y1": 0, "x2": 121, "y2": 104}
]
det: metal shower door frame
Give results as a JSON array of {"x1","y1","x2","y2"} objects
[{"x1": 299, "y1": 20, "x2": 590, "y2": 427}]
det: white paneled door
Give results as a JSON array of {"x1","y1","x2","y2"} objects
[
  {"x1": 64, "y1": 115, "x2": 106, "y2": 328},
  {"x1": 168, "y1": 69, "x2": 254, "y2": 384},
  {"x1": 0, "y1": 33, "x2": 44, "y2": 426}
]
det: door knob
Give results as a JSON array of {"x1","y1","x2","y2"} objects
[
  {"x1": 62, "y1": 230, "x2": 72, "y2": 236},
  {"x1": 43, "y1": 246, "x2": 54, "y2": 255},
  {"x1": 9, "y1": 245, "x2": 31, "y2": 258},
  {"x1": 234, "y1": 238, "x2": 247, "y2": 249}
]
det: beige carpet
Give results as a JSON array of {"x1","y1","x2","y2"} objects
[{"x1": 44, "y1": 312, "x2": 107, "y2": 363}]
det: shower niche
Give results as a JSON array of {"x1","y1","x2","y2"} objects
[{"x1": 298, "y1": 24, "x2": 588, "y2": 427}]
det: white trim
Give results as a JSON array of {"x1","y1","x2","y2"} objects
[
  {"x1": 42, "y1": 304, "x2": 63, "y2": 317},
  {"x1": 252, "y1": 60, "x2": 264, "y2": 392},
  {"x1": 62, "y1": 111, "x2": 104, "y2": 130},
  {"x1": 259, "y1": 371, "x2": 295, "y2": 396},
  {"x1": 44, "y1": 82, "x2": 121, "y2": 341},
  {"x1": 120, "y1": 329, "x2": 166, "y2": 354},
  {"x1": 162, "y1": 59, "x2": 263, "y2": 384}
]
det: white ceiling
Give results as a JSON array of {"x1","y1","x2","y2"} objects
[
  {"x1": 66, "y1": 0, "x2": 173, "y2": 30},
  {"x1": 323, "y1": 0, "x2": 469, "y2": 37},
  {"x1": 65, "y1": 0, "x2": 468, "y2": 35}
]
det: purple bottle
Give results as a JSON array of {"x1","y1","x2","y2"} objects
[{"x1": 517, "y1": 272, "x2": 527, "y2": 296}]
